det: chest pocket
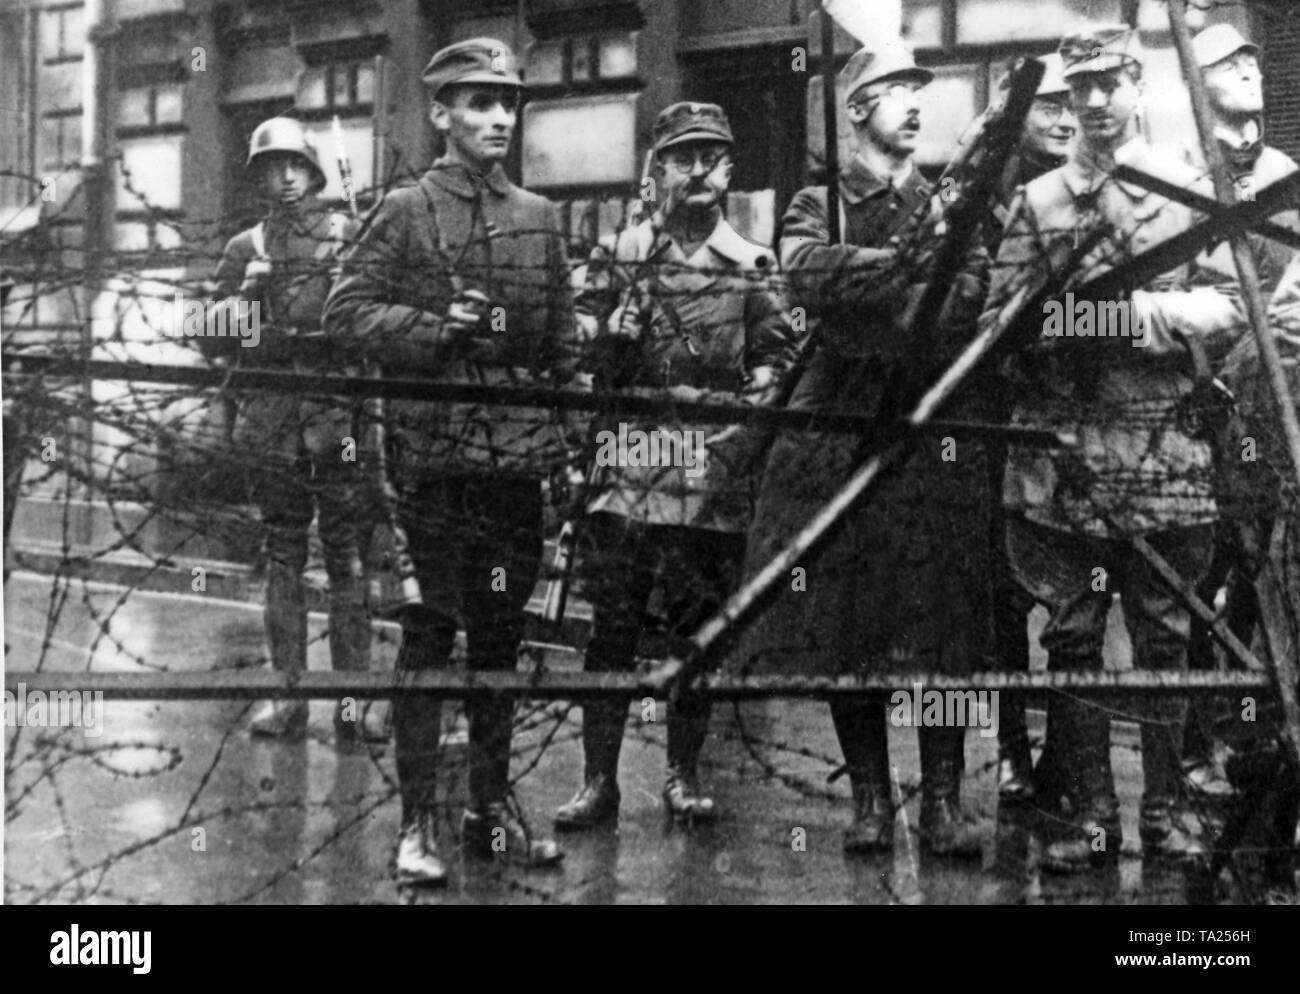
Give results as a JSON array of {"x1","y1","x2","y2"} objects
[{"x1": 648, "y1": 265, "x2": 748, "y2": 389}]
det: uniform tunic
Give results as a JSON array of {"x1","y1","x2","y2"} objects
[
  {"x1": 989, "y1": 139, "x2": 1247, "y2": 540},
  {"x1": 577, "y1": 216, "x2": 794, "y2": 533},
  {"x1": 324, "y1": 159, "x2": 577, "y2": 479},
  {"x1": 210, "y1": 201, "x2": 359, "y2": 461},
  {"x1": 732, "y1": 153, "x2": 995, "y2": 679}
]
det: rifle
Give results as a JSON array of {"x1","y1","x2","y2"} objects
[
  {"x1": 540, "y1": 148, "x2": 656, "y2": 629},
  {"x1": 331, "y1": 115, "x2": 423, "y2": 619}
]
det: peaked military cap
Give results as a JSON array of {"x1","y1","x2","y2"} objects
[
  {"x1": 840, "y1": 37, "x2": 933, "y2": 103},
  {"x1": 1191, "y1": 23, "x2": 1258, "y2": 69},
  {"x1": 1060, "y1": 24, "x2": 1143, "y2": 77},
  {"x1": 652, "y1": 102, "x2": 734, "y2": 153},
  {"x1": 422, "y1": 37, "x2": 524, "y2": 98}
]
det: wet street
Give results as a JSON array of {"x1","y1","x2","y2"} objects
[{"x1": 4, "y1": 569, "x2": 1230, "y2": 904}]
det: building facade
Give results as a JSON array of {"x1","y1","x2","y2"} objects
[{"x1": 0, "y1": 0, "x2": 1295, "y2": 511}]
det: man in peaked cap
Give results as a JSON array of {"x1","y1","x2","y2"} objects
[
  {"x1": 987, "y1": 52, "x2": 1079, "y2": 806},
  {"x1": 553, "y1": 101, "x2": 794, "y2": 830},
  {"x1": 325, "y1": 37, "x2": 574, "y2": 885},
  {"x1": 1183, "y1": 22, "x2": 1300, "y2": 798},
  {"x1": 734, "y1": 35, "x2": 994, "y2": 860},
  {"x1": 979, "y1": 24, "x2": 1251, "y2": 872}
]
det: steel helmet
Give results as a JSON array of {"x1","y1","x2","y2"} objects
[{"x1": 246, "y1": 117, "x2": 326, "y2": 192}]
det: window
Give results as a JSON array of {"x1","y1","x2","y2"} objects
[
  {"x1": 117, "y1": 83, "x2": 184, "y2": 130},
  {"x1": 116, "y1": 136, "x2": 184, "y2": 212},
  {"x1": 303, "y1": 118, "x2": 374, "y2": 204},
  {"x1": 297, "y1": 63, "x2": 376, "y2": 112},
  {"x1": 522, "y1": 94, "x2": 638, "y2": 188},
  {"x1": 524, "y1": 32, "x2": 638, "y2": 90},
  {"x1": 955, "y1": 0, "x2": 1122, "y2": 45},
  {"x1": 40, "y1": 5, "x2": 85, "y2": 62}
]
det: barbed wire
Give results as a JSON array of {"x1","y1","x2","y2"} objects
[{"x1": 4, "y1": 120, "x2": 1299, "y2": 908}]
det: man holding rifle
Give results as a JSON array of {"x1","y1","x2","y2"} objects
[
  {"x1": 734, "y1": 38, "x2": 993, "y2": 858},
  {"x1": 554, "y1": 102, "x2": 794, "y2": 830},
  {"x1": 205, "y1": 117, "x2": 374, "y2": 745},
  {"x1": 324, "y1": 39, "x2": 574, "y2": 885},
  {"x1": 983, "y1": 26, "x2": 1248, "y2": 872}
]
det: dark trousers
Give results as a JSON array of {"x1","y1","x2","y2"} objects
[
  {"x1": 1008, "y1": 516, "x2": 1214, "y2": 811},
  {"x1": 1185, "y1": 524, "x2": 1261, "y2": 761},
  {"x1": 579, "y1": 513, "x2": 743, "y2": 779},
  {"x1": 392, "y1": 474, "x2": 543, "y2": 821},
  {"x1": 254, "y1": 451, "x2": 371, "y2": 679}
]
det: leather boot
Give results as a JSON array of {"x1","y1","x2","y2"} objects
[
  {"x1": 555, "y1": 699, "x2": 625, "y2": 830},
  {"x1": 1140, "y1": 706, "x2": 1205, "y2": 863},
  {"x1": 919, "y1": 726, "x2": 984, "y2": 858},
  {"x1": 844, "y1": 777, "x2": 894, "y2": 855},
  {"x1": 663, "y1": 686, "x2": 717, "y2": 824},
  {"x1": 997, "y1": 703, "x2": 1036, "y2": 802},
  {"x1": 251, "y1": 559, "x2": 309, "y2": 739},
  {"x1": 395, "y1": 808, "x2": 447, "y2": 887},
  {"x1": 1139, "y1": 799, "x2": 1205, "y2": 863},
  {"x1": 461, "y1": 802, "x2": 564, "y2": 867},
  {"x1": 1041, "y1": 798, "x2": 1121, "y2": 874},
  {"x1": 393, "y1": 619, "x2": 455, "y2": 819},
  {"x1": 832, "y1": 697, "x2": 894, "y2": 854},
  {"x1": 1041, "y1": 697, "x2": 1120, "y2": 873},
  {"x1": 1033, "y1": 698, "x2": 1071, "y2": 815}
]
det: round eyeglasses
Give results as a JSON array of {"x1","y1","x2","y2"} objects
[{"x1": 663, "y1": 148, "x2": 729, "y2": 172}]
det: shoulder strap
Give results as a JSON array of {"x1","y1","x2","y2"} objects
[{"x1": 250, "y1": 222, "x2": 266, "y2": 259}]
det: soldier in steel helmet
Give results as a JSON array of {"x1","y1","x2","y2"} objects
[{"x1": 205, "y1": 117, "x2": 377, "y2": 745}]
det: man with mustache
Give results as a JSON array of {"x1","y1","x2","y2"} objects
[
  {"x1": 553, "y1": 102, "x2": 794, "y2": 830},
  {"x1": 733, "y1": 38, "x2": 992, "y2": 858},
  {"x1": 205, "y1": 118, "x2": 375, "y2": 745},
  {"x1": 982, "y1": 26, "x2": 1248, "y2": 872},
  {"x1": 324, "y1": 39, "x2": 572, "y2": 885}
]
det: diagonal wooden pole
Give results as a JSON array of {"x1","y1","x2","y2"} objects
[{"x1": 1168, "y1": 0, "x2": 1300, "y2": 767}]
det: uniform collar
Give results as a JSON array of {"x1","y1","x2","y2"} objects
[
  {"x1": 1059, "y1": 136, "x2": 1149, "y2": 198},
  {"x1": 704, "y1": 217, "x2": 763, "y2": 265},
  {"x1": 425, "y1": 157, "x2": 512, "y2": 199},
  {"x1": 264, "y1": 197, "x2": 329, "y2": 233},
  {"x1": 642, "y1": 216, "x2": 769, "y2": 270},
  {"x1": 839, "y1": 152, "x2": 926, "y2": 205}
]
